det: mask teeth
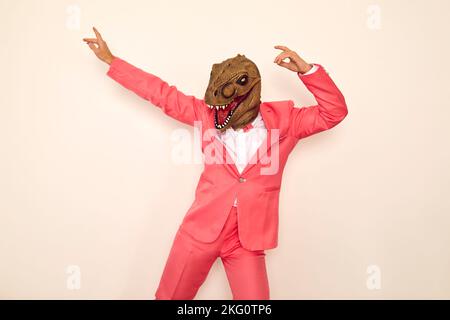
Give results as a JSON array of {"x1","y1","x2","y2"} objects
[
  {"x1": 208, "y1": 103, "x2": 229, "y2": 110},
  {"x1": 214, "y1": 107, "x2": 235, "y2": 130}
]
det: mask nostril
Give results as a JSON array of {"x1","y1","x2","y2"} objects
[
  {"x1": 214, "y1": 89, "x2": 218, "y2": 97},
  {"x1": 222, "y1": 83, "x2": 235, "y2": 99}
]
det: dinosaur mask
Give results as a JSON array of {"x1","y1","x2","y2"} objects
[{"x1": 204, "y1": 54, "x2": 261, "y2": 132}]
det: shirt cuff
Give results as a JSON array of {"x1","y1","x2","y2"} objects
[{"x1": 298, "y1": 64, "x2": 319, "y2": 76}]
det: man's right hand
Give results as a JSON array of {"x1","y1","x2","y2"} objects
[{"x1": 83, "y1": 27, "x2": 115, "y2": 65}]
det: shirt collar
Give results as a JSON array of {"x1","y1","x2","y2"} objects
[{"x1": 251, "y1": 112, "x2": 265, "y2": 129}]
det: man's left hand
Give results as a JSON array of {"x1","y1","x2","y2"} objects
[{"x1": 274, "y1": 45, "x2": 313, "y2": 74}]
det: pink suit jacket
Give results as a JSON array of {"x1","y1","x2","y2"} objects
[{"x1": 107, "y1": 58, "x2": 348, "y2": 251}]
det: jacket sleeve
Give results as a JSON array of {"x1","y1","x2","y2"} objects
[
  {"x1": 288, "y1": 64, "x2": 348, "y2": 139},
  {"x1": 107, "y1": 57, "x2": 204, "y2": 126}
]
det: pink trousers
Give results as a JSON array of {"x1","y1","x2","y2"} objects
[{"x1": 154, "y1": 206, "x2": 270, "y2": 300}]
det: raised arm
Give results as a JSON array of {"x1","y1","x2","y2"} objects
[
  {"x1": 106, "y1": 58, "x2": 203, "y2": 125},
  {"x1": 83, "y1": 27, "x2": 204, "y2": 126},
  {"x1": 288, "y1": 65, "x2": 348, "y2": 139},
  {"x1": 273, "y1": 45, "x2": 348, "y2": 139}
]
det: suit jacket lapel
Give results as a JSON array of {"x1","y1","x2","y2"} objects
[{"x1": 240, "y1": 103, "x2": 286, "y2": 176}]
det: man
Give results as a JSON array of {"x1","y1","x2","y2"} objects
[{"x1": 83, "y1": 27, "x2": 348, "y2": 300}]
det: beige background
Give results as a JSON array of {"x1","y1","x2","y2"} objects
[{"x1": 1, "y1": 0, "x2": 449, "y2": 299}]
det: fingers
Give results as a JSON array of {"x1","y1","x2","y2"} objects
[
  {"x1": 83, "y1": 38, "x2": 99, "y2": 51},
  {"x1": 277, "y1": 61, "x2": 291, "y2": 69},
  {"x1": 274, "y1": 45, "x2": 295, "y2": 64},
  {"x1": 274, "y1": 45, "x2": 308, "y2": 72},
  {"x1": 83, "y1": 27, "x2": 109, "y2": 58},
  {"x1": 83, "y1": 38, "x2": 98, "y2": 43},
  {"x1": 88, "y1": 43, "x2": 99, "y2": 52},
  {"x1": 274, "y1": 45, "x2": 291, "y2": 52},
  {"x1": 274, "y1": 51, "x2": 293, "y2": 64},
  {"x1": 93, "y1": 27, "x2": 103, "y2": 41}
]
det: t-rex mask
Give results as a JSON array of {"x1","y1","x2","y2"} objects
[{"x1": 204, "y1": 54, "x2": 261, "y2": 132}]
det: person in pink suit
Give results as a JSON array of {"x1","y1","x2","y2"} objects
[{"x1": 83, "y1": 27, "x2": 348, "y2": 300}]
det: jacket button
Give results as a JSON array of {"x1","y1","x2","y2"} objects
[{"x1": 239, "y1": 177, "x2": 246, "y2": 183}]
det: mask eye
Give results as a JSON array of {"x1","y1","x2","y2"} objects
[{"x1": 237, "y1": 75, "x2": 248, "y2": 86}]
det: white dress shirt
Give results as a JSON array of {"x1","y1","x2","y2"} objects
[{"x1": 215, "y1": 65, "x2": 319, "y2": 206}]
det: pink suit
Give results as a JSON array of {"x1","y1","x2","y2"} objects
[{"x1": 107, "y1": 58, "x2": 348, "y2": 299}]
